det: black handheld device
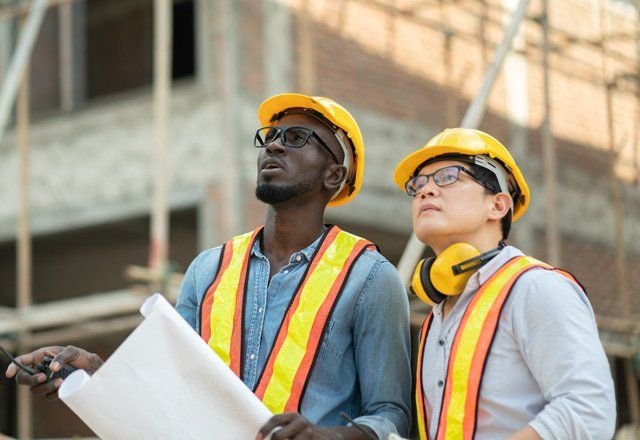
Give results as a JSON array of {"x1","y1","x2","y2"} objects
[{"x1": 0, "y1": 345, "x2": 77, "y2": 382}]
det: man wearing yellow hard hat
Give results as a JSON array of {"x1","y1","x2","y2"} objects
[
  {"x1": 8, "y1": 94, "x2": 412, "y2": 440},
  {"x1": 394, "y1": 128, "x2": 615, "y2": 439}
]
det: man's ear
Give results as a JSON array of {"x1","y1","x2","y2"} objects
[
  {"x1": 488, "y1": 193, "x2": 512, "y2": 221},
  {"x1": 324, "y1": 164, "x2": 347, "y2": 192}
]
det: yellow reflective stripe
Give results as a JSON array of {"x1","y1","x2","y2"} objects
[
  {"x1": 261, "y1": 231, "x2": 360, "y2": 413},
  {"x1": 443, "y1": 257, "x2": 534, "y2": 439},
  {"x1": 416, "y1": 393, "x2": 427, "y2": 440},
  {"x1": 208, "y1": 231, "x2": 254, "y2": 366}
]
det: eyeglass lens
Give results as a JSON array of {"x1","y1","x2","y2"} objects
[
  {"x1": 255, "y1": 127, "x2": 312, "y2": 148},
  {"x1": 405, "y1": 166, "x2": 463, "y2": 196}
]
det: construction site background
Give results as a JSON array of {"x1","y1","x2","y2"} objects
[{"x1": 0, "y1": 0, "x2": 638, "y2": 438}]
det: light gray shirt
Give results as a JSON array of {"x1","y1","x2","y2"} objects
[{"x1": 421, "y1": 246, "x2": 616, "y2": 440}]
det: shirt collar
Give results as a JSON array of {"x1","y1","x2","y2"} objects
[
  {"x1": 250, "y1": 227, "x2": 327, "y2": 263},
  {"x1": 463, "y1": 245, "x2": 525, "y2": 293}
]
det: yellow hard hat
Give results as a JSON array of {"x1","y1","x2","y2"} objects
[
  {"x1": 393, "y1": 128, "x2": 530, "y2": 220},
  {"x1": 258, "y1": 93, "x2": 364, "y2": 207}
]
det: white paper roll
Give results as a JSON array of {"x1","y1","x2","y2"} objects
[{"x1": 59, "y1": 293, "x2": 272, "y2": 439}]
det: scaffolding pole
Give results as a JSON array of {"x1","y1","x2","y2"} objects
[
  {"x1": 540, "y1": 0, "x2": 561, "y2": 266},
  {"x1": 298, "y1": 0, "x2": 315, "y2": 94},
  {"x1": 16, "y1": 54, "x2": 32, "y2": 440},
  {"x1": 219, "y1": 0, "x2": 243, "y2": 238},
  {"x1": 148, "y1": 0, "x2": 172, "y2": 276},
  {"x1": 0, "y1": 0, "x2": 48, "y2": 146},
  {"x1": 396, "y1": 0, "x2": 531, "y2": 286},
  {"x1": 438, "y1": 0, "x2": 457, "y2": 128},
  {"x1": 57, "y1": 0, "x2": 74, "y2": 111}
]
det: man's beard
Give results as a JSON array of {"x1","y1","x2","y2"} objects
[{"x1": 255, "y1": 180, "x2": 316, "y2": 204}]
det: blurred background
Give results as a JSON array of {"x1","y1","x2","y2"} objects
[{"x1": 0, "y1": 0, "x2": 638, "y2": 438}]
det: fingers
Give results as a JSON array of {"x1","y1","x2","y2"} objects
[
  {"x1": 256, "y1": 413, "x2": 320, "y2": 440},
  {"x1": 30, "y1": 378, "x2": 62, "y2": 397},
  {"x1": 14, "y1": 370, "x2": 46, "y2": 387},
  {"x1": 50, "y1": 345, "x2": 103, "y2": 374},
  {"x1": 5, "y1": 346, "x2": 62, "y2": 379},
  {"x1": 270, "y1": 416, "x2": 312, "y2": 440},
  {"x1": 257, "y1": 413, "x2": 299, "y2": 440},
  {"x1": 44, "y1": 379, "x2": 64, "y2": 401},
  {"x1": 49, "y1": 346, "x2": 82, "y2": 372}
]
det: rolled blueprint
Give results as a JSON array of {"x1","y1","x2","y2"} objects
[{"x1": 59, "y1": 293, "x2": 272, "y2": 439}]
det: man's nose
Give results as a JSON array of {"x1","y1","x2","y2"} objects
[
  {"x1": 265, "y1": 137, "x2": 286, "y2": 155},
  {"x1": 419, "y1": 178, "x2": 439, "y2": 198}
]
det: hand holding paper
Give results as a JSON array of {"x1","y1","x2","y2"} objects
[{"x1": 59, "y1": 293, "x2": 272, "y2": 440}]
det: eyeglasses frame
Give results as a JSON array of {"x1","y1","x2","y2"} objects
[
  {"x1": 404, "y1": 165, "x2": 494, "y2": 197},
  {"x1": 254, "y1": 125, "x2": 341, "y2": 165}
]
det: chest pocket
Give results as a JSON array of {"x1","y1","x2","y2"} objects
[{"x1": 319, "y1": 319, "x2": 342, "y2": 358}]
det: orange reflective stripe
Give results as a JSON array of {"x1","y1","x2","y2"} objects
[
  {"x1": 203, "y1": 228, "x2": 260, "y2": 376},
  {"x1": 199, "y1": 242, "x2": 232, "y2": 344},
  {"x1": 415, "y1": 312, "x2": 433, "y2": 440},
  {"x1": 254, "y1": 227, "x2": 372, "y2": 413}
]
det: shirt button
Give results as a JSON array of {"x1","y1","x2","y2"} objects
[
  {"x1": 284, "y1": 270, "x2": 289, "y2": 275},
  {"x1": 438, "y1": 339, "x2": 445, "y2": 346},
  {"x1": 258, "y1": 307, "x2": 263, "y2": 313},
  {"x1": 438, "y1": 380, "x2": 444, "y2": 387},
  {"x1": 296, "y1": 255, "x2": 302, "y2": 262},
  {"x1": 250, "y1": 354, "x2": 256, "y2": 360}
]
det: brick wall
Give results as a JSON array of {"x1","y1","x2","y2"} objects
[{"x1": 233, "y1": 0, "x2": 639, "y2": 322}]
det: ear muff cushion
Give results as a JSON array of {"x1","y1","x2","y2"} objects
[
  {"x1": 410, "y1": 259, "x2": 433, "y2": 306},
  {"x1": 410, "y1": 258, "x2": 447, "y2": 305},
  {"x1": 431, "y1": 243, "x2": 480, "y2": 295}
]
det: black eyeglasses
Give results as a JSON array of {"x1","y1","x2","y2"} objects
[
  {"x1": 405, "y1": 165, "x2": 492, "y2": 196},
  {"x1": 254, "y1": 126, "x2": 340, "y2": 164}
]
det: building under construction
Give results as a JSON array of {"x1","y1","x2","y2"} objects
[{"x1": 0, "y1": 0, "x2": 638, "y2": 438}]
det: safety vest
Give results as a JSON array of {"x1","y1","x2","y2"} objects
[
  {"x1": 415, "y1": 256, "x2": 583, "y2": 440},
  {"x1": 199, "y1": 225, "x2": 374, "y2": 414}
]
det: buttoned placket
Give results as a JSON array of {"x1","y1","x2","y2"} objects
[{"x1": 243, "y1": 248, "x2": 309, "y2": 388}]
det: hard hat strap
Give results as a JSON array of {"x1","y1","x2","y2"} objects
[{"x1": 471, "y1": 155, "x2": 515, "y2": 200}]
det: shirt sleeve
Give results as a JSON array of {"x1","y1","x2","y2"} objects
[
  {"x1": 510, "y1": 269, "x2": 616, "y2": 440},
  {"x1": 350, "y1": 258, "x2": 413, "y2": 439},
  {"x1": 176, "y1": 248, "x2": 219, "y2": 332}
]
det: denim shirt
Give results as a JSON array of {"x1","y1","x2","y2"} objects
[{"x1": 176, "y1": 230, "x2": 412, "y2": 439}]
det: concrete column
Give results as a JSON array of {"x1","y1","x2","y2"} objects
[
  {"x1": 198, "y1": 183, "x2": 221, "y2": 251},
  {"x1": 262, "y1": 0, "x2": 293, "y2": 95},
  {"x1": 58, "y1": 0, "x2": 86, "y2": 109},
  {"x1": 58, "y1": 1, "x2": 74, "y2": 111},
  {"x1": 502, "y1": 0, "x2": 535, "y2": 254},
  {"x1": 195, "y1": 0, "x2": 215, "y2": 94}
]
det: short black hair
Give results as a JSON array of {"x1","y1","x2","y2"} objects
[{"x1": 469, "y1": 163, "x2": 512, "y2": 240}]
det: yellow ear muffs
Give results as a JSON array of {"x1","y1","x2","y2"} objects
[
  {"x1": 430, "y1": 243, "x2": 481, "y2": 296},
  {"x1": 409, "y1": 242, "x2": 505, "y2": 305}
]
